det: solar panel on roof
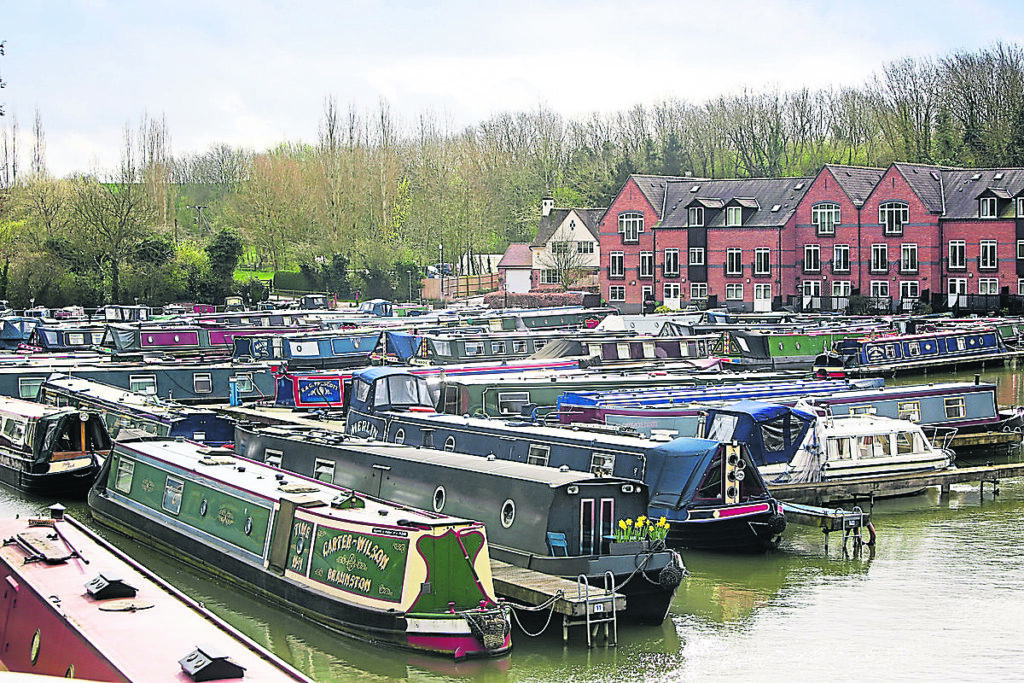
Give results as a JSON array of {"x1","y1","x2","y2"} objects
[
  {"x1": 972, "y1": 173, "x2": 981, "y2": 180},
  {"x1": 995, "y1": 172, "x2": 1004, "y2": 180},
  {"x1": 690, "y1": 185, "x2": 700, "y2": 192},
  {"x1": 771, "y1": 204, "x2": 781, "y2": 212},
  {"x1": 794, "y1": 182, "x2": 804, "y2": 190}
]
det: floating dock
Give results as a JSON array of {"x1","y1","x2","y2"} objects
[
  {"x1": 769, "y1": 462, "x2": 1024, "y2": 505},
  {"x1": 490, "y1": 560, "x2": 624, "y2": 645}
]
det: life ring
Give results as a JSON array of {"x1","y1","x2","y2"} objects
[{"x1": 861, "y1": 522, "x2": 877, "y2": 547}]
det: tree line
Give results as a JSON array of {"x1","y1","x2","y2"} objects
[{"x1": 1, "y1": 43, "x2": 1023, "y2": 308}]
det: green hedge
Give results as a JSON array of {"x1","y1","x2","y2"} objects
[{"x1": 273, "y1": 270, "x2": 317, "y2": 292}]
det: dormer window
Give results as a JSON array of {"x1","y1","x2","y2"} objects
[
  {"x1": 726, "y1": 206, "x2": 742, "y2": 226},
  {"x1": 811, "y1": 202, "x2": 840, "y2": 236},
  {"x1": 980, "y1": 196, "x2": 998, "y2": 218},
  {"x1": 688, "y1": 207, "x2": 705, "y2": 227},
  {"x1": 618, "y1": 212, "x2": 644, "y2": 242},
  {"x1": 879, "y1": 201, "x2": 908, "y2": 235}
]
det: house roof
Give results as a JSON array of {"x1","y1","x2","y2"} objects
[
  {"x1": 531, "y1": 207, "x2": 605, "y2": 247},
  {"x1": 627, "y1": 174, "x2": 690, "y2": 218},
  {"x1": 497, "y1": 243, "x2": 533, "y2": 269},
  {"x1": 892, "y1": 162, "x2": 948, "y2": 213},
  {"x1": 822, "y1": 164, "x2": 885, "y2": 207},
  {"x1": 659, "y1": 177, "x2": 813, "y2": 228},
  {"x1": 940, "y1": 167, "x2": 1024, "y2": 219}
]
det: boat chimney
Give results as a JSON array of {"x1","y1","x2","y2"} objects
[
  {"x1": 49, "y1": 503, "x2": 66, "y2": 521},
  {"x1": 975, "y1": 373, "x2": 980, "y2": 386}
]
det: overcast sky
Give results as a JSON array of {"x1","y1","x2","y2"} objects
[{"x1": 4, "y1": 0, "x2": 1023, "y2": 177}]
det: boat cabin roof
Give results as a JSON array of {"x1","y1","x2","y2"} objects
[
  {"x1": 820, "y1": 413, "x2": 928, "y2": 437},
  {"x1": 117, "y1": 439, "x2": 478, "y2": 528},
  {"x1": 0, "y1": 395, "x2": 66, "y2": 419}
]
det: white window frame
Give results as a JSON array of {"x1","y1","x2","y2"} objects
[
  {"x1": 833, "y1": 244, "x2": 850, "y2": 273},
  {"x1": 726, "y1": 283, "x2": 743, "y2": 300},
  {"x1": 726, "y1": 206, "x2": 742, "y2": 226},
  {"x1": 664, "y1": 248, "x2": 680, "y2": 277},
  {"x1": 980, "y1": 240, "x2": 997, "y2": 270},
  {"x1": 754, "y1": 248, "x2": 770, "y2": 276},
  {"x1": 1018, "y1": 240, "x2": 1024, "y2": 260},
  {"x1": 664, "y1": 282, "x2": 680, "y2": 300},
  {"x1": 879, "y1": 201, "x2": 909, "y2": 234},
  {"x1": 900, "y1": 281, "x2": 920, "y2": 299},
  {"x1": 803, "y1": 280, "x2": 822, "y2": 296},
  {"x1": 980, "y1": 196, "x2": 998, "y2": 218},
  {"x1": 948, "y1": 240, "x2": 966, "y2": 269},
  {"x1": 577, "y1": 241, "x2": 595, "y2": 254},
  {"x1": 870, "y1": 280, "x2": 890, "y2": 298},
  {"x1": 979, "y1": 278, "x2": 999, "y2": 295},
  {"x1": 726, "y1": 248, "x2": 743, "y2": 276},
  {"x1": 832, "y1": 281, "x2": 852, "y2": 297},
  {"x1": 1019, "y1": 279, "x2": 1024, "y2": 296},
  {"x1": 803, "y1": 244, "x2": 821, "y2": 273},
  {"x1": 690, "y1": 282, "x2": 708, "y2": 300},
  {"x1": 871, "y1": 244, "x2": 888, "y2": 273},
  {"x1": 639, "y1": 251, "x2": 654, "y2": 278},
  {"x1": 541, "y1": 269, "x2": 560, "y2": 285},
  {"x1": 609, "y1": 285, "x2": 625, "y2": 302},
  {"x1": 1018, "y1": 197, "x2": 1024, "y2": 218},
  {"x1": 688, "y1": 247, "x2": 705, "y2": 266},
  {"x1": 812, "y1": 202, "x2": 840, "y2": 235},
  {"x1": 688, "y1": 206, "x2": 705, "y2": 227},
  {"x1": 609, "y1": 251, "x2": 624, "y2": 278},
  {"x1": 900, "y1": 244, "x2": 918, "y2": 273},
  {"x1": 618, "y1": 212, "x2": 643, "y2": 242}
]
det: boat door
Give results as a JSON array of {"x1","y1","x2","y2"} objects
[
  {"x1": 753, "y1": 284, "x2": 772, "y2": 313},
  {"x1": 948, "y1": 278, "x2": 967, "y2": 310},
  {"x1": 0, "y1": 572, "x2": 20, "y2": 649},
  {"x1": 370, "y1": 463, "x2": 391, "y2": 498}
]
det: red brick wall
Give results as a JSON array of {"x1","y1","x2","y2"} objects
[
  {"x1": 940, "y1": 219, "x2": 1017, "y2": 295},
  {"x1": 598, "y1": 178, "x2": 660, "y2": 309},
  {"x1": 793, "y1": 167, "x2": 865, "y2": 299}
]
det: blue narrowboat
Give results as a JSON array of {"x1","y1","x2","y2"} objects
[{"x1": 233, "y1": 329, "x2": 383, "y2": 369}]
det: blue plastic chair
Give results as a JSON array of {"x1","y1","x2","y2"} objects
[{"x1": 547, "y1": 532, "x2": 569, "y2": 556}]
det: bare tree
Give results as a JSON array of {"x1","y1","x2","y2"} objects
[{"x1": 537, "y1": 224, "x2": 590, "y2": 291}]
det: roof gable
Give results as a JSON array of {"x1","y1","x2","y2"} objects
[
  {"x1": 820, "y1": 164, "x2": 885, "y2": 207},
  {"x1": 497, "y1": 243, "x2": 533, "y2": 268},
  {"x1": 531, "y1": 207, "x2": 606, "y2": 247},
  {"x1": 659, "y1": 177, "x2": 812, "y2": 228}
]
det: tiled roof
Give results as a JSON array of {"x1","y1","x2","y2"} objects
[
  {"x1": 531, "y1": 207, "x2": 605, "y2": 247},
  {"x1": 497, "y1": 243, "x2": 533, "y2": 268},
  {"x1": 628, "y1": 174, "x2": 690, "y2": 217},
  {"x1": 823, "y1": 164, "x2": 885, "y2": 206},
  {"x1": 940, "y1": 167, "x2": 1024, "y2": 219},
  {"x1": 659, "y1": 177, "x2": 813, "y2": 228},
  {"x1": 892, "y1": 163, "x2": 947, "y2": 213}
]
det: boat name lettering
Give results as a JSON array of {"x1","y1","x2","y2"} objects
[
  {"x1": 371, "y1": 528, "x2": 408, "y2": 538},
  {"x1": 325, "y1": 568, "x2": 373, "y2": 594},
  {"x1": 321, "y1": 534, "x2": 391, "y2": 571},
  {"x1": 349, "y1": 420, "x2": 379, "y2": 439}
]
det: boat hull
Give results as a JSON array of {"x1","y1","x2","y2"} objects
[
  {"x1": 661, "y1": 502, "x2": 786, "y2": 553},
  {"x1": 0, "y1": 459, "x2": 99, "y2": 498}
]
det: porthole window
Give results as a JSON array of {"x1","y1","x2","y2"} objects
[
  {"x1": 778, "y1": 342, "x2": 784, "y2": 351},
  {"x1": 433, "y1": 485, "x2": 446, "y2": 512},
  {"x1": 444, "y1": 436, "x2": 456, "y2": 452},
  {"x1": 395, "y1": 428, "x2": 406, "y2": 445},
  {"x1": 65, "y1": 664, "x2": 75, "y2": 677},
  {"x1": 173, "y1": 334, "x2": 180, "y2": 343},
  {"x1": 795, "y1": 342, "x2": 801, "y2": 350},
  {"x1": 199, "y1": 499, "x2": 208, "y2": 517},
  {"x1": 30, "y1": 628, "x2": 41, "y2": 665},
  {"x1": 244, "y1": 516, "x2": 253, "y2": 536},
  {"x1": 500, "y1": 499, "x2": 516, "y2": 528}
]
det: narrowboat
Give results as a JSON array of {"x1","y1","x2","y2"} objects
[
  {"x1": 412, "y1": 329, "x2": 592, "y2": 365},
  {"x1": 814, "y1": 326, "x2": 1018, "y2": 377},
  {"x1": 38, "y1": 374, "x2": 236, "y2": 445},
  {"x1": 234, "y1": 424, "x2": 685, "y2": 625},
  {"x1": 232, "y1": 329, "x2": 384, "y2": 369},
  {"x1": 28, "y1": 324, "x2": 107, "y2": 351},
  {"x1": 0, "y1": 316, "x2": 41, "y2": 349},
  {"x1": 88, "y1": 439, "x2": 512, "y2": 659},
  {"x1": 0, "y1": 397, "x2": 108, "y2": 496},
  {"x1": 578, "y1": 333, "x2": 724, "y2": 366},
  {"x1": 344, "y1": 368, "x2": 787, "y2": 552},
  {"x1": 100, "y1": 322, "x2": 317, "y2": 360},
  {"x1": 0, "y1": 511, "x2": 311, "y2": 681},
  {"x1": 465, "y1": 306, "x2": 613, "y2": 332},
  {"x1": 700, "y1": 400, "x2": 956, "y2": 490},
  {"x1": 273, "y1": 358, "x2": 580, "y2": 410},
  {"x1": 719, "y1": 328, "x2": 884, "y2": 371},
  {"x1": 0, "y1": 359, "x2": 275, "y2": 404}
]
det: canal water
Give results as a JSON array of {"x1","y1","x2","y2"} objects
[{"x1": 3, "y1": 366, "x2": 1024, "y2": 681}]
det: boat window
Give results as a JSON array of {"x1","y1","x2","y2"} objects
[
  {"x1": 600, "y1": 498, "x2": 615, "y2": 549},
  {"x1": 513, "y1": 341, "x2": 527, "y2": 354},
  {"x1": 944, "y1": 397, "x2": 966, "y2": 419},
  {"x1": 192, "y1": 431, "x2": 206, "y2": 443},
  {"x1": 850, "y1": 405, "x2": 873, "y2": 415},
  {"x1": 115, "y1": 459, "x2": 135, "y2": 493},
  {"x1": 162, "y1": 476, "x2": 184, "y2": 514},
  {"x1": 907, "y1": 341, "x2": 921, "y2": 357},
  {"x1": 898, "y1": 401, "x2": 921, "y2": 422},
  {"x1": 580, "y1": 498, "x2": 595, "y2": 555},
  {"x1": 591, "y1": 452, "x2": 615, "y2": 477},
  {"x1": 760, "y1": 413, "x2": 806, "y2": 453},
  {"x1": 465, "y1": 341, "x2": 485, "y2": 356},
  {"x1": 129, "y1": 375, "x2": 157, "y2": 395},
  {"x1": 527, "y1": 444, "x2": 550, "y2": 467},
  {"x1": 534, "y1": 340, "x2": 547, "y2": 351},
  {"x1": 193, "y1": 373, "x2": 213, "y2": 394},
  {"x1": 694, "y1": 454, "x2": 724, "y2": 501},
  {"x1": 588, "y1": 343, "x2": 602, "y2": 357},
  {"x1": 18, "y1": 377, "x2": 43, "y2": 399},
  {"x1": 432, "y1": 340, "x2": 451, "y2": 357},
  {"x1": 896, "y1": 432, "x2": 918, "y2": 455},
  {"x1": 380, "y1": 375, "x2": 431, "y2": 408},
  {"x1": 500, "y1": 499, "x2": 516, "y2": 528},
  {"x1": 642, "y1": 342, "x2": 656, "y2": 358},
  {"x1": 314, "y1": 459, "x2": 335, "y2": 483},
  {"x1": 2, "y1": 417, "x2": 25, "y2": 447},
  {"x1": 498, "y1": 391, "x2": 531, "y2": 416},
  {"x1": 828, "y1": 437, "x2": 853, "y2": 460},
  {"x1": 616, "y1": 343, "x2": 630, "y2": 359},
  {"x1": 265, "y1": 449, "x2": 282, "y2": 467},
  {"x1": 232, "y1": 374, "x2": 254, "y2": 393},
  {"x1": 394, "y1": 428, "x2": 405, "y2": 445},
  {"x1": 433, "y1": 486, "x2": 446, "y2": 512},
  {"x1": 444, "y1": 436, "x2": 456, "y2": 452},
  {"x1": 857, "y1": 435, "x2": 890, "y2": 459},
  {"x1": 706, "y1": 414, "x2": 738, "y2": 442},
  {"x1": 491, "y1": 341, "x2": 507, "y2": 355},
  {"x1": 354, "y1": 378, "x2": 371, "y2": 405},
  {"x1": 67, "y1": 333, "x2": 86, "y2": 346}
]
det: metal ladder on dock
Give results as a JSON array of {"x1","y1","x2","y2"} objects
[{"x1": 563, "y1": 571, "x2": 618, "y2": 647}]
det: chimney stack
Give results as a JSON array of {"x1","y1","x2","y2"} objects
[{"x1": 541, "y1": 196, "x2": 554, "y2": 217}]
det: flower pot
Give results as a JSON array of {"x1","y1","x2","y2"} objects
[{"x1": 608, "y1": 540, "x2": 648, "y2": 555}]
